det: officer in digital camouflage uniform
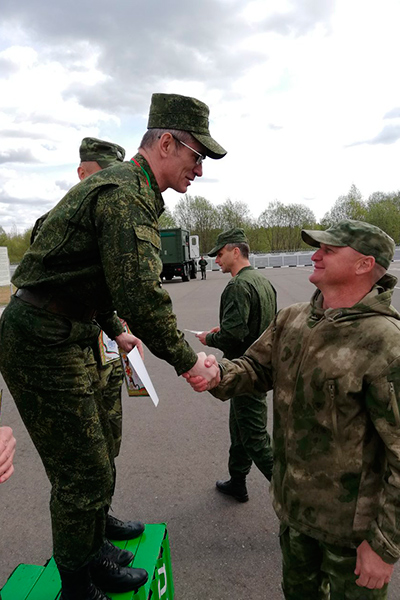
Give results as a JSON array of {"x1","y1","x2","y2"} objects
[
  {"x1": 0, "y1": 93, "x2": 225, "y2": 600},
  {"x1": 197, "y1": 228, "x2": 276, "y2": 502},
  {"x1": 186, "y1": 220, "x2": 400, "y2": 599}
]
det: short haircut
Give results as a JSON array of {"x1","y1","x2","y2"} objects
[{"x1": 225, "y1": 242, "x2": 250, "y2": 259}]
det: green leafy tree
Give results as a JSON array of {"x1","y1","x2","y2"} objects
[
  {"x1": 321, "y1": 184, "x2": 367, "y2": 226},
  {"x1": 173, "y1": 194, "x2": 219, "y2": 252},
  {"x1": 0, "y1": 225, "x2": 32, "y2": 263},
  {"x1": 258, "y1": 201, "x2": 316, "y2": 252},
  {"x1": 216, "y1": 199, "x2": 251, "y2": 230},
  {"x1": 365, "y1": 191, "x2": 400, "y2": 243},
  {"x1": 158, "y1": 207, "x2": 176, "y2": 229}
]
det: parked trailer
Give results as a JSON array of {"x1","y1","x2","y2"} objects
[{"x1": 160, "y1": 228, "x2": 199, "y2": 282}]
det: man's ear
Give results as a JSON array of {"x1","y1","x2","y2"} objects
[
  {"x1": 77, "y1": 166, "x2": 85, "y2": 181},
  {"x1": 158, "y1": 132, "x2": 175, "y2": 159},
  {"x1": 356, "y1": 255, "x2": 375, "y2": 275}
]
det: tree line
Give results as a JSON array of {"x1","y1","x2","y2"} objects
[
  {"x1": 2, "y1": 184, "x2": 400, "y2": 262},
  {"x1": 160, "y1": 184, "x2": 400, "y2": 254}
]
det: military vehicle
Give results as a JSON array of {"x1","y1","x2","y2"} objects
[{"x1": 160, "y1": 228, "x2": 199, "y2": 282}]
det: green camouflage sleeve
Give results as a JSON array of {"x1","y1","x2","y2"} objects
[
  {"x1": 210, "y1": 321, "x2": 275, "y2": 400},
  {"x1": 96, "y1": 311, "x2": 124, "y2": 339},
  {"x1": 365, "y1": 370, "x2": 400, "y2": 564},
  {"x1": 206, "y1": 281, "x2": 251, "y2": 353},
  {"x1": 95, "y1": 186, "x2": 197, "y2": 375}
]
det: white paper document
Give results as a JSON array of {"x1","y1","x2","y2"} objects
[
  {"x1": 127, "y1": 346, "x2": 160, "y2": 407},
  {"x1": 184, "y1": 329, "x2": 202, "y2": 335}
]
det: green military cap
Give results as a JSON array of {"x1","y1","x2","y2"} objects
[
  {"x1": 301, "y1": 219, "x2": 395, "y2": 269},
  {"x1": 208, "y1": 227, "x2": 248, "y2": 257},
  {"x1": 147, "y1": 93, "x2": 227, "y2": 159},
  {"x1": 79, "y1": 137, "x2": 125, "y2": 168}
]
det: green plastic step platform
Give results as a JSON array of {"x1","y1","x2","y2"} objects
[{"x1": 1, "y1": 523, "x2": 174, "y2": 600}]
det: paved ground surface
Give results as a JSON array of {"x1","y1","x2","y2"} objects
[{"x1": 1, "y1": 265, "x2": 400, "y2": 599}]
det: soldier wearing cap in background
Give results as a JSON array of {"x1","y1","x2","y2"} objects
[
  {"x1": 77, "y1": 137, "x2": 125, "y2": 180},
  {"x1": 196, "y1": 227, "x2": 276, "y2": 502},
  {"x1": 30, "y1": 137, "x2": 126, "y2": 243},
  {"x1": 0, "y1": 93, "x2": 225, "y2": 600},
  {"x1": 198, "y1": 256, "x2": 208, "y2": 280},
  {"x1": 79, "y1": 138, "x2": 146, "y2": 543},
  {"x1": 186, "y1": 220, "x2": 400, "y2": 599}
]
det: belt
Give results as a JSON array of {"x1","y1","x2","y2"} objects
[{"x1": 15, "y1": 288, "x2": 97, "y2": 322}]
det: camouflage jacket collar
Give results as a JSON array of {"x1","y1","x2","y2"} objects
[
  {"x1": 132, "y1": 153, "x2": 165, "y2": 217},
  {"x1": 309, "y1": 272, "x2": 400, "y2": 324}
]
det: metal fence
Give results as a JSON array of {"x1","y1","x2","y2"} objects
[{"x1": 206, "y1": 247, "x2": 400, "y2": 271}]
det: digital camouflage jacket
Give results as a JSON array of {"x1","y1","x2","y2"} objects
[
  {"x1": 211, "y1": 274, "x2": 400, "y2": 563},
  {"x1": 13, "y1": 155, "x2": 197, "y2": 374}
]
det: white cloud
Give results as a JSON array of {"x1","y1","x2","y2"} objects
[{"x1": 0, "y1": 0, "x2": 399, "y2": 231}]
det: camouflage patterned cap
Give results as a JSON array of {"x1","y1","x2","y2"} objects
[
  {"x1": 208, "y1": 227, "x2": 248, "y2": 257},
  {"x1": 301, "y1": 219, "x2": 395, "y2": 269},
  {"x1": 147, "y1": 93, "x2": 227, "y2": 159},
  {"x1": 79, "y1": 137, "x2": 125, "y2": 168}
]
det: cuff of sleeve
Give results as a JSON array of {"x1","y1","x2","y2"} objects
[
  {"x1": 97, "y1": 314, "x2": 125, "y2": 339},
  {"x1": 205, "y1": 333, "x2": 214, "y2": 346},
  {"x1": 368, "y1": 535, "x2": 399, "y2": 565},
  {"x1": 175, "y1": 349, "x2": 198, "y2": 376}
]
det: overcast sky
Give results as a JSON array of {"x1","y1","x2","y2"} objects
[{"x1": 1, "y1": 0, "x2": 399, "y2": 232}]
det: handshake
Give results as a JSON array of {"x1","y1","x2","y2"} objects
[{"x1": 182, "y1": 352, "x2": 221, "y2": 392}]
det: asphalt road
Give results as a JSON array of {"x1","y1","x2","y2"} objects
[{"x1": 1, "y1": 265, "x2": 400, "y2": 599}]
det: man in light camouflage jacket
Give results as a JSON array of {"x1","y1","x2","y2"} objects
[{"x1": 185, "y1": 220, "x2": 400, "y2": 599}]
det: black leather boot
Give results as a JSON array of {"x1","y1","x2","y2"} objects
[
  {"x1": 90, "y1": 556, "x2": 148, "y2": 593},
  {"x1": 216, "y1": 477, "x2": 249, "y2": 502},
  {"x1": 105, "y1": 514, "x2": 145, "y2": 540},
  {"x1": 59, "y1": 564, "x2": 111, "y2": 600},
  {"x1": 98, "y1": 539, "x2": 134, "y2": 567}
]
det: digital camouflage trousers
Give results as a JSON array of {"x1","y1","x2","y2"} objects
[
  {"x1": 279, "y1": 524, "x2": 389, "y2": 599},
  {"x1": 97, "y1": 359, "x2": 124, "y2": 458},
  {"x1": 0, "y1": 297, "x2": 116, "y2": 571}
]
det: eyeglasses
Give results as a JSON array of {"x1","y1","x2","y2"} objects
[{"x1": 171, "y1": 134, "x2": 206, "y2": 166}]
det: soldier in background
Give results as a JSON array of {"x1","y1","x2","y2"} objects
[
  {"x1": 0, "y1": 93, "x2": 224, "y2": 600},
  {"x1": 32, "y1": 138, "x2": 144, "y2": 544},
  {"x1": 187, "y1": 220, "x2": 400, "y2": 598},
  {"x1": 78, "y1": 139, "x2": 146, "y2": 542},
  {"x1": 197, "y1": 228, "x2": 276, "y2": 501},
  {"x1": 198, "y1": 255, "x2": 208, "y2": 280}
]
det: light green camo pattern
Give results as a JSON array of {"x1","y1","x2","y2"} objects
[
  {"x1": 280, "y1": 525, "x2": 388, "y2": 599},
  {"x1": 212, "y1": 273, "x2": 400, "y2": 564},
  {"x1": 79, "y1": 137, "x2": 125, "y2": 168},
  {"x1": 13, "y1": 156, "x2": 197, "y2": 374},
  {"x1": 302, "y1": 220, "x2": 395, "y2": 270}
]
